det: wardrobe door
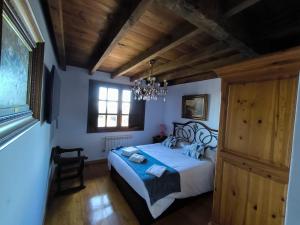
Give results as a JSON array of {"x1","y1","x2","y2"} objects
[
  {"x1": 225, "y1": 79, "x2": 297, "y2": 167},
  {"x1": 212, "y1": 76, "x2": 297, "y2": 225}
]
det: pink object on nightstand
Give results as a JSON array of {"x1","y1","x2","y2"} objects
[{"x1": 159, "y1": 124, "x2": 166, "y2": 137}]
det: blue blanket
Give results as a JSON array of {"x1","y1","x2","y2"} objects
[{"x1": 112, "y1": 147, "x2": 181, "y2": 205}]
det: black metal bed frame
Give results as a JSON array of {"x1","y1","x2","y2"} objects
[
  {"x1": 173, "y1": 121, "x2": 218, "y2": 147},
  {"x1": 111, "y1": 121, "x2": 218, "y2": 225}
]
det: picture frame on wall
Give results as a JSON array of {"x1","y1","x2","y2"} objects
[
  {"x1": 182, "y1": 94, "x2": 208, "y2": 120},
  {"x1": 0, "y1": 0, "x2": 44, "y2": 149}
]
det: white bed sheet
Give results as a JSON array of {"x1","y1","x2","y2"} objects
[{"x1": 107, "y1": 143, "x2": 215, "y2": 218}]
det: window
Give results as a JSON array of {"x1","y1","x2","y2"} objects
[
  {"x1": 97, "y1": 88, "x2": 130, "y2": 128},
  {"x1": 87, "y1": 80, "x2": 145, "y2": 133}
]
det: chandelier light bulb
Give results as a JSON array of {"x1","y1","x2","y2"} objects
[{"x1": 131, "y1": 59, "x2": 168, "y2": 101}]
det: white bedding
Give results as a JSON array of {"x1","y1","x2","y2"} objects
[{"x1": 107, "y1": 143, "x2": 215, "y2": 218}]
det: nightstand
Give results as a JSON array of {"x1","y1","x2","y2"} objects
[{"x1": 152, "y1": 135, "x2": 167, "y2": 143}]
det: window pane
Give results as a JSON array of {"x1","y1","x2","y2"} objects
[
  {"x1": 122, "y1": 102, "x2": 130, "y2": 114},
  {"x1": 121, "y1": 115, "x2": 129, "y2": 127},
  {"x1": 99, "y1": 87, "x2": 107, "y2": 100},
  {"x1": 97, "y1": 115, "x2": 106, "y2": 127},
  {"x1": 107, "y1": 88, "x2": 118, "y2": 101},
  {"x1": 107, "y1": 101, "x2": 118, "y2": 114},
  {"x1": 122, "y1": 90, "x2": 131, "y2": 102},
  {"x1": 98, "y1": 101, "x2": 106, "y2": 113},
  {"x1": 107, "y1": 115, "x2": 117, "y2": 127}
]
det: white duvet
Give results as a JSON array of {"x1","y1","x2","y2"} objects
[{"x1": 108, "y1": 143, "x2": 215, "y2": 218}]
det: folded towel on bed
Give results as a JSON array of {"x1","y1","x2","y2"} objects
[
  {"x1": 129, "y1": 153, "x2": 145, "y2": 163},
  {"x1": 146, "y1": 164, "x2": 167, "y2": 178},
  {"x1": 121, "y1": 147, "x2": 139, "y2": 157},
  {"x1": 112, "y1": 147, "x2": 181, "y2": 205}
]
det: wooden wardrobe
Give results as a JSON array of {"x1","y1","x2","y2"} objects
[{"x1": 211, "y1": 47, "x2": 300, "y2": 225}]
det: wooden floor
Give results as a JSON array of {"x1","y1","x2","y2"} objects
[{"x1": 45, "y1": 163, "x2": 213, "y2": 225}]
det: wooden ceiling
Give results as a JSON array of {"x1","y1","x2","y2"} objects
[{"x1": 45, "y1": 0, "x2": 300, "y2": 85}]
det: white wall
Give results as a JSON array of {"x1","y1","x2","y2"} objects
[
  {"x1": 0, "y1": 1, "x2": 58, "y2": 225},
  {"x1": 55, "y1": 72, "x2": 221, "y2": 161},
  {"x1": 163, "y1": 79, "x2": 221, "y2": 133},
  {"x1": 55, "y1": 66, "x2": 165, "y2": 160},
  {"x1": 286, "y1": 78, "x2": 300, "y2": 225}
]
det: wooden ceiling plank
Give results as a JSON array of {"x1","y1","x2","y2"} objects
[
  {"x1": 112, "y1": 23, "x2": 199, "y2": 78},
  {"x1": 224, "y1": 0, "x2": 261, "y2": 18},
  {"x1": 131, "y1": 42, "x2": 233, "y2": 80},
  {"x1": 90, "y1": 0, "x2": 153, "y2": 74},
  {"x1": 47, "y1": 0, "x2": 66, "y2": 70},
  {"x1": 157, "y1": 54, "x2": 244, "y2": 81},
  {"x1": 156, "y1": 0, "x2": 258, "y2": 57},
  {"x1": 168, "y1": 72, "x2": 218, "y2": 86}
]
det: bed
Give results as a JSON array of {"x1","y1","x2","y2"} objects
[{"x1": 108, "y1": 121, "x2": 218, "y2": 225}]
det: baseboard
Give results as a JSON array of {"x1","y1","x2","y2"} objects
[
  {"x1": 86, "y1": 158, "x2": 107, "y2": 166},
  {"x1": 42, "y1": 161, "x2": 55, "y2": 225}
]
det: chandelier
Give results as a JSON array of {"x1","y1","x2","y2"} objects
[{"x1": 132, "y1": 59, "x2": 168, "y2": 101}]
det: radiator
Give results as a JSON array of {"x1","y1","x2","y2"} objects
[{"x1": 105, "y1": 135, "x2": 132, "y2": 151}]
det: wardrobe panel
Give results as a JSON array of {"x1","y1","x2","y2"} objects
[
  {"x1": 219, "y1": 162, "x2": 249, "y2": 225},
  {"x1": 244, "y1": 173, "x2": 287, "y2": 225},
  {"x1": 225, "y1": 78, "x2": 297, "y2": 167}
]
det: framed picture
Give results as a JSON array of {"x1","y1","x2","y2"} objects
[
  {"x1": 182, "y1": 94, "x2": 208, "y2": 120},
  {"x1": 0, "y1": 0, "x2": 44, "y2": 149},
  {"x1": 1, "y1": 3, "x2": 32, "y2": 119}
]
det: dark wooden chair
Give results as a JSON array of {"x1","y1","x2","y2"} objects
[{"x1": 52, "y1": 146, "x2": 88, "y2": 195}]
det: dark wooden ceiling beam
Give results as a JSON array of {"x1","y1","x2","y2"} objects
[
  {"x1": 157, "y1": 54, "x2": 244, "y2": 81},
  {"x1": 47, "y1": 0, "x2": 66, "y2": 70},
  {"x1": 90, "y1": 0, "x2": 153, "y2": 74},
  {"x1": 156, "y1": 0, "x2": 258, "y2": 57},
  {"x1": 224, "y1": 0, "x2": 261, "y2": 18},
  {"x1": 130, "y1": 42, "x2": 232, "y2": 81},
  {"x1": 168, "y1": 72, "x2": 218, "y2": 86},
  {"x1": 112, "y1": 22, "x2": 200, "y2": 78}
]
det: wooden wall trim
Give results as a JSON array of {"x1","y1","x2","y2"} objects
[
  {"x1": 214, "y1": 46, "x2": 300, "y2": 79},
  {"x1": 220, "y1": 151, "x2": 289, "y2": 184}
]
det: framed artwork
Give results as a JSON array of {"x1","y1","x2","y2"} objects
[
  {"x1": 1, "y1": 4, "x2": 32, "y2": 119},
  {"x1": 182, "y1": 94, "x2": 208, "y2": 120},
  {"x1": 0, "y1": 0, "x2": 44, "y2": 149}
]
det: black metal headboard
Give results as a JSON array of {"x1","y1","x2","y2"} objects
[{"x1": 173, "y1": 121, "x2": 218, "y2": 147}]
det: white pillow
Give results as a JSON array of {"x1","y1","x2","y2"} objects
[
  {"x1": 161, "y1": 135, "x2": 177, "y2": 148},
  {"x1": 176, "y1": 140, "x2": 190, "y2": 148},
  {"x1": 182, "y1": 143, "x2": 205, "y2": 159},
  {"x1": 204, "y1": 147, "x2": 217, "y2": 163}
]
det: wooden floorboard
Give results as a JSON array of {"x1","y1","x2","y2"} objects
[{"x1": 45, "y1": 163, "x2": 213, "y2": 225}]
